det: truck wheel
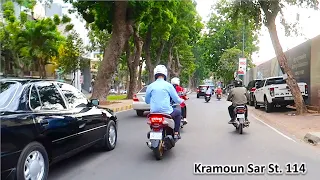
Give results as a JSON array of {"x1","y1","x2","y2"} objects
[
  {"x1": 254, "y1": 97, "x2": 260, "y2": 109},
  {"x1": 264, "y1": 97, "x2": 273, "y2": 113}
]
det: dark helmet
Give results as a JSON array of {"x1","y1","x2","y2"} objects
[{"x1": 234, "y1": 80, "x2": 243, "y2": 87}]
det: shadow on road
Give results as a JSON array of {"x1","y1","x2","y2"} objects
[
  {"x1": 254, "y1": 105, "x2": 295, "y2": 114},
  {"x1": 48, "y1": 148, "x2": 103, "y2": 178}
]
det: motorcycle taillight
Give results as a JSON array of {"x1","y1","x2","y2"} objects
[
  {"x1": 148, "y1": 115, "x2": 164, "y2": 125},
  {"x1": 236, "y1": 109, "x2": 246, "y2": 113}
]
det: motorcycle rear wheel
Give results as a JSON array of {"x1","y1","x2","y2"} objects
[
  {"x1": 153, "y1": 140, "x2": 164, "y2": 160},
  {"x1": 238, "y1": 123, "x2": 243, "y2": 134}
]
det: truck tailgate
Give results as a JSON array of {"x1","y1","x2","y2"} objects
[{"x1": 272, "y1": 83, "x2": 307, "y2": 98}]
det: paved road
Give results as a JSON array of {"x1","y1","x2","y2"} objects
[{"x1": 49, "y1": 94, "x2": 320, "y2": 180}]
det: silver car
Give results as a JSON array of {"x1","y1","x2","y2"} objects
[{"x1": 133, "y1": 86, "x2": 150, "y2": 116}]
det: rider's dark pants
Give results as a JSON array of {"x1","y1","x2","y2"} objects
[
  {"x1": 170, "y1": 108, "x2": 182, "y2": 132},
  {"x1": 181, "y1": 106, "x2": 187, "y2": 118},
  {"x1": 228, "y1": 105, "x2": 248, "y2": 120}
]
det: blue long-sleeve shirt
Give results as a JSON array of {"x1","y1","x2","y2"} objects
[{"x1": 145, "y1": 78, "x2": 184, "y2": 114}]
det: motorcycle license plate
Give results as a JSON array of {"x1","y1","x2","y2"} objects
[
  {"x1": 150, "y1": 132, "x2": 162, "y2": 140},
  {"x1": 237, "y1": 114, "x2": 245, "y2": 119}
]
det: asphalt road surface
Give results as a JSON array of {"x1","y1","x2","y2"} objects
[{"x1": 49, "y1": 94, "x2": 320, "y2": 180}]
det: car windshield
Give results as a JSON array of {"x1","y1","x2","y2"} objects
[
  {"x1": 0, "y1": 81, "x2": 20, "y2": 109},
  {"x1": 266, "y1": 78, "x2": 286, "y2": 86},
  {"x1": 139, "y1": 86, "x2": 147, "y2": 93}
]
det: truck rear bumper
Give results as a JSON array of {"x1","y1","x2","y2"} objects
[{"x1": 272, "y1": 96, "x2": 308, "y2": 105}]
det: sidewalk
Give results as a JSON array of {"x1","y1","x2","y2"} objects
[
  {"x1": 99, "y1": 99, "x2": 133, "y2": 113},
  {"x1": 250, "y1": 106, "x2": 320, "y2": 146}
]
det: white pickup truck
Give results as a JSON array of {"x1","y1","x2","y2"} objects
[{"x1": 253, "y1": 76, "x2": 308, "y2": 112}]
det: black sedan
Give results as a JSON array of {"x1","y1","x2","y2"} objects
[{"x1": 1, "y1": 79, "x2": 118, "y2": 180}]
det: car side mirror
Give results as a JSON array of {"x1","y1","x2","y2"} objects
[{"x1": 91, "y1": 99, "x2": 99, "y2": 106}]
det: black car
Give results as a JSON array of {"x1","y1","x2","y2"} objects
[
  {"x1": 1, "y1": 79, "x2": 118, "y2": 180},
  {"x1": 246, "y1": 79, "x2": 262, "y2": 106},
  {"x1": 196, "y1": 85, "x2": 214, "y2": 98}
]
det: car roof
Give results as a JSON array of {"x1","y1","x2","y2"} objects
[{"x1": 0, "y1": 78, "x2": 61, "y2": 85}]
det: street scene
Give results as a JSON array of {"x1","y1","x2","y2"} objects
[{"x1": 1, "y1": 0, "x2": 320, "y2": 180}]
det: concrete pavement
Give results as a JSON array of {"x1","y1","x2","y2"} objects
[{"x1": 48, "y1": 94, "x2": 320, "y2": 180}]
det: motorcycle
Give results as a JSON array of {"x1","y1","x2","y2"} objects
[
  {"x1": 216, "y1": 94, "x2": 222, "y2": 100},
  {"x1": 204, "y1": 94, "x2": 211, "y2": 102},
  {"x1": 146, "y1": 104, "x2": 180, "y2": 160},
  {"x1": 231, "y1": 105, "x2": 250, "y2": 134}
]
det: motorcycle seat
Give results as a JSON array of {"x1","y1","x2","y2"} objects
[{"x1": 147, "y1": 113, "x2": 172, "y2": 119}]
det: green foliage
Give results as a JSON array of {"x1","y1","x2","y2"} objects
[
  {"x1": 216, "y1": 48, "x2": 242, "y2": 83},
  {"x1": 1, "y1": 0, "x2": 74, "y2": 77},
  {"x1": 197, "y1": 1, "x2": 259, "y2": 82},
  {"x1": 53, "y1": 31, "x2": 85, "y2": 74}
]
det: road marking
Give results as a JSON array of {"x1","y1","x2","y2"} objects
[{"x1": 251, "y1": 114, "x2": 296, "y2": 143}]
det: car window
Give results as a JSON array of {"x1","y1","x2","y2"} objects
[
  {"x1": 256, "y1": 80, "x2": 265, "y2": 88},
  {"x1": 266, "y1": 78, "x2": 286, "y2": 86},
  {"x1": 139, "y1": 86, "x2": 147, "y2": 93},
  {"x1": 0, "y1": 81, "x2": 20, "y2": 109},
  {"x1": 36, "y1": 82, "x2": 67, "y2": 110},
  {"x1": 29, "y1": 85, "x2": 42, "y2": 110},
  {"x1": 57, "y1": 83, "x2": 88, "y2": 109}
]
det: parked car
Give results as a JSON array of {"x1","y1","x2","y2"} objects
[
  {"x1": 120, "y1": 90, "x2": 127, "y2": 94},
  {"x1": 246, "y1": 79, "x2": 262, "y2": 106},
  {"x1": 1, "y1": 79, "x2": 118, "y2": 180},
  {"x1": 253, "y1": 76, "x2": 308, "y2": 112},
  {"x1": 109, "y1": 89, "x2": 116, "y2": 94},
  {"x1": 196, "y1": 85, "x2": 214, "y2": 98},
  {"x1": 133, "y1": 86, "x2": 150, "y2": 116}
]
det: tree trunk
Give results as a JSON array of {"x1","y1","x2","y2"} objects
[
  {"x1": 127, "y1": 25, "x2": 144, "y2": 99},
  {"x1": 92, "y1": 1, "x2": 133, "y2": 101},
  {"x1": 171, "y1": 48, "x2": 182, "y2": 77},
  {"x1": 166, "y1": 43, "x2": 174, "y2": 81},
  {"x1": 266, "y1": 17, "x2": 307, "y2": 114},
  {"x1": 138, "y1": 58, "x2": 143, "y2": 90},
  {"x1": 144, "y1": 25, "x2": 153, "y2": 84}
]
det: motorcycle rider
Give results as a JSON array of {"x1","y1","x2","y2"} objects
[
  {"x1": 145, "y1": 65, "x2": 184, "y2": 139},
  {"x1": 171, "y1": 77, "x2": 188, "y2": 124},
  {"x1": 227, "y1": 80, "x2": 249, "y2": 124},
  {"x1": 205, "y1": 86, "x2": 212, "y2": 96},
  {"x1": 216, "y1": 86, "x2": 222, "y2": 98}
]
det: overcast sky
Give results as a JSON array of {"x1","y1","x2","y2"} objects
[{"x1": 54, "y1": 0, "x2": 320, "y2": 65}]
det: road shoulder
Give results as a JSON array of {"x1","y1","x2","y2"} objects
[{"x1": 249, "y1": 106, "x2": 320, "y2": 148}]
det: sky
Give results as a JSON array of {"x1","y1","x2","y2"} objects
[{"x1": 54, "y1": 0, "x2": 320, "y2": 65}]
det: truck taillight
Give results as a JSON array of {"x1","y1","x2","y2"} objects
[
  {"x1": 269, "y1": 87, "x2": 275, "y2": 97},
  {"x1": 250, "y1": 87, "x2": 256, "y2": 92},
  {"x1": 133, "y1": 94, "x2": 139, "y2": 102},
  {"x1": 305, "y1": 85, "x2": 308, "y2": 94}
]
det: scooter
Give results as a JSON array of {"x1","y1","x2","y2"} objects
[
  {"x1": 231, "y1": 105, "x2": 250, "y2": 134},
  {"x1": 217, "y1": 94, "x2": 222, "y2": 100},
  {"x1": 146, "y1": 104, "x2": 180, "y2": 160},
  {"x1": 204, "y1": 94, "x2": 211, "y2": 102}
]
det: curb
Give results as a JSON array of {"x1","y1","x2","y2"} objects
[
  {"x1": 110, "y1": 104, "x2": 133, "y2": 112},
  {"x1": 304, "y1": 132, "x2": 320, "y2": 145}
]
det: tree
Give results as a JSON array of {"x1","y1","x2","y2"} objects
[
  {"x1": 51, "y1": 30, "x2": 86, "y2": 75},
  {"x1": 0, "y1": 1, "x2": 32, "y2": 76},
  {"x1": 69, "y1": 0, "x2": 151, "y2": 101},
  {"x1": 224, "y1": 0, "x2": 318, "y2": 114}
]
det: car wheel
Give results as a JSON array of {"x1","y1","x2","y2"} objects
[
  {"x1": 16, "y1": 142, "x2": 49, "y2": 180},
  {"x1": 264, "y1": 97, "x2": 273, "y2": 113},
  {"x1": 100, "y1": 120, "x2": 117, "y2": 151},
  {"x1": 254, "y1": 97, "x2": 260, "y2": 109},
  {"x1": 136, "y1": 110, "x2": 144, "y2": 116}
]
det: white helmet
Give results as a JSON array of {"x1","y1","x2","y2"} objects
[
  {"x1": 154, "y1": 65, "x2": 168, "y2": 80},
  {"x1": 171, "y1": 77, "x2": 180, "y2": 85}
]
